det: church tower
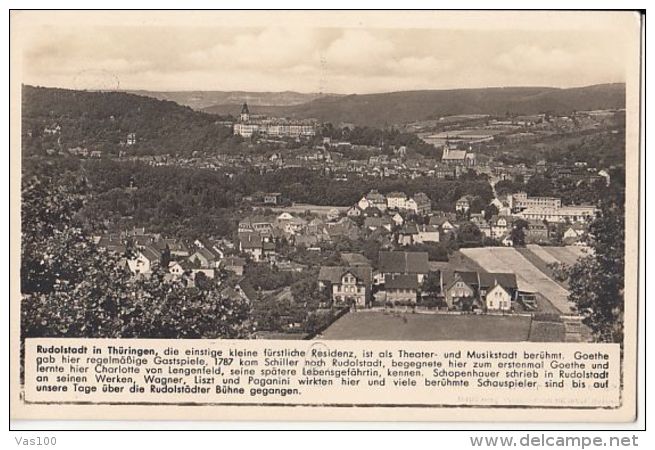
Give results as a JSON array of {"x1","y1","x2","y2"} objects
[{"x1": 240, "y1": 103, "x2": 250, "y2": 123}]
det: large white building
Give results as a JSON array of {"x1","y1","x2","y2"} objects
[
  {"x1": 233, "y1": 103, "x2": 316, "y2": 138},
  {"x1": 517, "y1": 205, "x2": 598, "y2": 223},
  {"x1": 511, "y1": 192, "x2": 562, "y2": 211}
]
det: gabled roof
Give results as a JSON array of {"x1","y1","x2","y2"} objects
[
  {"x1": 140, "y1": 246, "x2": 161, "y2": 263},
  {"x1": 386, "y1": 191, "x2": 407, "y2": 199},
  {"x1": 443, "y1": 150, "x2": 467, "y2": 160},
  {"x1": 318, "y1": 266, "x2": 372, "y2": 285},
  {"x1": 384, "y1": 274, "x2": 419, "y2": 290},
  {"x1": 429, "y1": 216, "x2": 455, "y2": 227},
  {"x1": 237, "y1": 280, "x2": 257, "y2": 302},
  {"x1": 192, "y1": 247, "x2": 217, "y2": 261},
  {"x1": 413, "y1": 192, "x2": 431, "y2": 203},
  {"x1": 478, "y1": 272, "x2": 518, "y2": 290},
  {"x1": 379, "y1": 251, "x2": 429, "y2": 274},
  {"x1": 365, "y1": 190, "x2": 386, "y2": 202},
  {"x1": 222, "y1": 256, "x2": 246, "y2": 267},
  {"x1": 399, "y1": 224, "x2": 419, "y2": 235},
  {"x1": 452, "y1": 271, "x2": 479, "y2": 286},
  {"x1": 340, "y1": 253, "x2": 372, "y2": 267},
  {"x1": 239, "y1": 233, "x2": 263, "y2": 249}
]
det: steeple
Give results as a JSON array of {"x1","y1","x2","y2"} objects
[{"x1": 240, "y1": 103, "x2": 250, "y2": 122}]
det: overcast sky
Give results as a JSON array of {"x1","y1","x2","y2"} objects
[{"x1": 18, "y1": 20, "x2": 633, "y2": 94}]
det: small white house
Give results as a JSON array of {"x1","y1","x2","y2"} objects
[{"x1": 485, "y1": 283, "x2": 512, "y2": 311}]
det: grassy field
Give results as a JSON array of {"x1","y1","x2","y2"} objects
[
  {"x1": 319, "y1": 311, "x2": 533, "y2": 341},
  {"x1": 517, "y1": 247, "x2": 569, "y2": 290},
  {"x1": 526, "y1": 244, "x2": 560, "y2": 265},
  {"x1": 460, "y1": 247, "x2": 572, "y2": 315},
  {"x1": 542, "y1": 246, "x2": 589, "y2": 267},
  {"x1": 527, "y1": 321, "x2": 566, "y2": 342}
]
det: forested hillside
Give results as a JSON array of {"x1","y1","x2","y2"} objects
[
  {"x1": 21, "y1": 85, "x2": 239, "y2": 156},
  {"x1": 203, "y1": 84, "x2": 626, "y2": 127}
]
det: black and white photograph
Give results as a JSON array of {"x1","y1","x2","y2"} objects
[
  {"x1": 9, "y1": 9, "x2": 643, "y2": 428},
  {"x1": 17, "y1": 12, "x2": 632, "y2": 344}
]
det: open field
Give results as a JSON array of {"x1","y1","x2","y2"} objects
[
  {"x1": 318, "y1": 311, "x2": 533, "y2": 341},
  {"x1": 460, "y1": 247, "x2": 572, "y2": 315},
  {"x1": 518, "y1": 247, "x2": 569, "y2": 290},
  {"x1": 526, "y1": 244, "x2": 560, "y2": 265},
  {"x1": 543, "y1": 246, "x2": 589, "y2": 266},
  {"x1": 528, "y1": 321, "x2": 566, "y2": 342}
]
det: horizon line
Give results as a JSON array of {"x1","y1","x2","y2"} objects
[{"x1": 22, "y1": 81, "x2": 626, "y2": 97}]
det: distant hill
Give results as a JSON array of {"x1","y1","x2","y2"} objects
[
  {"x1": 126, "y1": 90, "x2": 341, "y2": 110},
  {"x1": 22, "y1": 85, "x2": 238, "y2": 156},
  {"x1": 202, "y1": 84, "x2": 626, "y2": 127}
]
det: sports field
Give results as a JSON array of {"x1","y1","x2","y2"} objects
[
  {"x1": 460, "y1": 247, "x2": 573, "y2": 314},
  {"x1": 319, "y1": 311, "x2": 533, "y2": 341}
]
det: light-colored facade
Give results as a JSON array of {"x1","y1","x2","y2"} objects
[
  {"x1": 518, "y1": 205, "x2": 597, "y2": 223},
  {"x1": 511, "y1": 192, "x2": 562, "y2": 210},
  {"x1": 485, "y1": 284, "x2": 512, "y2": 311},
  {"x1": 332, "y1": 272, "x2": 367, "y2": 307},
  {"x1": 233, "y1": 103, "x2": 316, "y2": 138}
]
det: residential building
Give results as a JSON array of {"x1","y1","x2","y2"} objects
[
  {"x1": 384, "y1": 274, "x2": 419, "y2": 304},
  {"x1": 478, "y1": 272, "x2": 518, "y2": 311},
  {"x1": 263, "y1": 192, "x2": 283, "y2": 205},
  {"x1": 415, "y1": 224, "x2": 440, "y2": 243},
  {"x1": 485, "y1": 284, "x2": 512, "y2": 311},
  {"x1": 127, "y1": 245, "x2": 160, "y2": 276},
  {"x1": 412, "y1": 192, "x2": 432, "y2": 214},
  {"x1": 358, "y1": 190, "x2": 388, "y2": 211},
  {"x1": 222, "y1": 256, "x2": 246, "y2": 276},
  {"x1": 398, "y1": 224, "x2": 418, "y2": 246},
  {"x1": 386, "y1": 192, "x2": 408, "y2": 210},
  {"x1": 318, "y1": 266, "x2": 372, "y2": 307},
  {"x1": 239, "y1": 233, "x2": 269, "y2": 261},
  {"x1": 456, "y1": 196, "x2": 472, "y2": 212},
  {"x1": 445, "y1": 271, "x2": 479, "y2": 310},
  {"x1": 188, "y1": 248, "x2": 218, "y2": 269},
  {"x1": 379, "y1": 251, "x2": 430, "y2": 284}
]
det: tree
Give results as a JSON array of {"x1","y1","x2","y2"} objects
[
  {"x1": 21, "y1": 171, "x2": 253, "y2": 341},
  {"x1": 457, "y1": 222, "x2": 483, "y2": 247},
  {"x1": 510, "y1": 219, "x2": 528, "y2": 247},
  {"x1": 422, "y1": 271, "x2": 442, "y2": 297},
  {"x1": 484, "y1": 204, "x2": 499, "y2": 221},
  {"x1": 160, "y1": 244, "x2": 172, "y2": 269},
  {"x1": 568, "y1": 203, "x2": 624, "y2": 343}
]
